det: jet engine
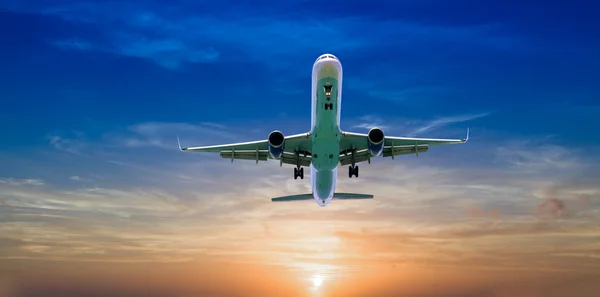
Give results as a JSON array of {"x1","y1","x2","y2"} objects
[
  {"x1": 367, "y1": 127, "x2": 385, "y2": 156},
  {"x1": 268, "y1": 130, "x2": 285, "y2": 159}
]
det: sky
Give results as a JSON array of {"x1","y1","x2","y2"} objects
[{"x1": 1, "y1": 0, "x2": 600, "y2": 296}]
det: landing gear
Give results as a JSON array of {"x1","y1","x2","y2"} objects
[
  {"x1": 324, "y1": 84, "x2": 332, "y2": 101},
  {"x1": 293, "y1": 151, "x2": 304, "y2": 180},
  {"x1": 294, "y1": 167, "x2": 304, "y2": 180},
  {"x1": 348, "y1": 149, "x2": 359, "y2": 178},
  {"x1": 324, "y1": 103, "x2": 333, "y2": 110},
  {"x1": 348, "y1": 165, "x2": 359, "y2": 178}
]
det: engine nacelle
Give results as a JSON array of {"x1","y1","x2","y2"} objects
[
  {"x1": 367, "y1": 127, "x2": 385, "y2": 156},
  {"x1": 268, "y1": 130, "x2": 285, "y2": 159}
]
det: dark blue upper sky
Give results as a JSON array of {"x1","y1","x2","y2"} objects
[{"x1": 1, "y1": 0, "x2": 599, "y2": 155}]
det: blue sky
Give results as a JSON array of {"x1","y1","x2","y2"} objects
[{"x1": 1, "y1": 1, "x2": 600, "y2": 296}]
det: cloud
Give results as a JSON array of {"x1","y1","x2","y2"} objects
[
  {"x1": 4, "y1": 129, "x2": 599, "y2": 265},
  {"x1": 0, "y1": 178, "x2": 45, "y2": 187},
  {"x1": 2, "y1": 124, "x2": 600, "y2": 297},
  {"x1": 11, "y1": 1, "x2": 531, "y2": 70},
  {"x1": 349, "y1": 114, "x2": 392, "y2": 131},
  {"x1": 46, "y1": 131, "x2": 89, "y2": 156},
  {"x1": 52, "y1": 37, "x2": 220, "y2": 69},
  {"x1": 51, "y1": 39, "x2": 94, "y2": 51},
  {"x1": 113, "y1": 121, "x2": 242, "y2": 150},
  {"x1": 345, "y1": 112, "x2": 485, "y2": 140},
  {"x1": 408, "y1": 112, "x2": 490, "y2": 136},
  {"x1": 495, "y1": 141, "x2": 587, "y2": 172}
]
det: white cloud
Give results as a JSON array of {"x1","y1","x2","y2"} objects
[
  {"x1": 0, "y1": 178, "x2": 45, "y2": 187},
  {"x1": 349, "y1": 114, "x2": 391, "y2": 131},
  {"x1": 408, "y1": 112, "x2": 490, "y2": 136},
  {"x1": 116, "y1": 121, "x2": 242, "y2": 150},
  {"x1": 495, "y1": 141, "x2": 585, "y2": 171},
  {"x1": 46, "y1": 131, "x2": 90, "y2": 156},
  {"x1": 14, "y1": 2, "x2": 532, "y2": 69}
]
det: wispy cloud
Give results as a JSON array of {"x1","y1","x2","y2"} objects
[
  {"x1": 51, "y1": 39, "x2": 94, "y2": 51},
  {"x1": 0, "y1": 178, "x2": 45, "y2": 187},
  {"x1": 408, "y1": 112, "x2": 490, "y2": 136},
  {"x1": 346, "y1": 112, "x2": 486, "y2": 138},
  {"x1": 349, "y1": 114, "x2": 392, "y2": 131},
  {"x1": 11, "y1": 2, "x2": 531, "y2": 70},
  {"x1": 115, "y1": 121, "x2": 242, "y2": 150},
  {"x1": 46, "y1": 131, "x2": 90, "y2": 156},
  {"x1": 2, "y1": 125, "x2": 600, "y2": 296},
  {"x1": 3, "y1": 133, "x2": 599, "y2": 263},
  {"x1": 495, "y1": 141, "x2": 586, "y2": 171}
]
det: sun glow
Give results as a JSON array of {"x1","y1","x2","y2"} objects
[{"x1": 312, "y1": 275, "x2": 323, "y2": 287}]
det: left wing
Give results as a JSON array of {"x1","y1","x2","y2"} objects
[
  {"x1": 178, "y1": 132, "x2": 312, "y2": 166},
  {"x1": 338, "y1": 128, "x2": 469, "y2": 165}
]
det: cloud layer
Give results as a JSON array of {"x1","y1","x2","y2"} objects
[{"x1": 2, "y1": 116, "x2": 600, "y2": 297}]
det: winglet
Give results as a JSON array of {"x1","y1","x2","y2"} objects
[
  {"x1": 177, "y1": 136, "x2": 187, "y2": 151},
  {"x1": 463, "y1": 127, "x2": 470, "y2": 143}
]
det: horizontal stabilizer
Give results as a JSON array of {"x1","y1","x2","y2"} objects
[
  {"x1": 271, "y1": 194, "x2": 314, "y2": 202},
  {"x1": 333, "y1": 193, "x2": 374, "y2": 199},
  {"x1": 271, "y1": 192, "x2": 374, "y2": 202}
]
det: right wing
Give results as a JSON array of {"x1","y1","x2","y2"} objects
[
  {"x1": 178, "y1": 132, "x2": 312, "y2": 166},
  {"x1": 338, "y1": 128, "x2": 469, "y2": 165}
]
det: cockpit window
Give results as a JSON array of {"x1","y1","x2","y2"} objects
[{"x1": 315, "y1": 54, "x2": 338, "y2": 63}]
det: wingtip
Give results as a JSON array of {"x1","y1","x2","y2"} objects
[
  {"x1": 464, "y1": 127, "x2": 470, "y2": 143},
  {"x1": 177, "y1": 136, "x2": 184, "y2": 151}
]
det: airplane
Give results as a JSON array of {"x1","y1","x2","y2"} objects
[{"x1": 178, "y1": 53, "x2": 469, "y2": 207}]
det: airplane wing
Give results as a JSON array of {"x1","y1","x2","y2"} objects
[
  {"x1": 178, "y1": 132, "x2": 312, "y2": 166},
  {"x1": 338, "y1": 128, "x2": 469, "y2": 166}
]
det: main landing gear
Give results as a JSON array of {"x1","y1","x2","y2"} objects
[
  {"x1": 324, "y1": 103, "x2": 333, "y2": 110},
  {"x1": 349, "y1": 165, "x2": 359, "y2": 178},
  {"x1": 293, "y1": 150, "x2": 304, "y2": 180},
  {"x1": 294, "y1": 167, "x2": 304, "y2": 180},
  {"x1": 347, "y1": 148, "x2": 359, "y2": 178}
]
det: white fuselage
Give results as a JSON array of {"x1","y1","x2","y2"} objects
[{"x1": 309, "y1": 54, "x2": 343, "y2": 207}]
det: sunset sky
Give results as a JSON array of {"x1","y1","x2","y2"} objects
[{"x1": 1, "y1": 0, "x2": 600, "y2": 296}]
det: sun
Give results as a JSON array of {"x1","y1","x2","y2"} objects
[{"x1": 312, "y1": 275, "x2": 323, "y2": 287}]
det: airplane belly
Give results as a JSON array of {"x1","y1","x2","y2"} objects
[
  {"x1": 311, "y1": 75, "x2": 341, "y2": 171},
  {"x1": 309, "y1": 55, "x2": 343, "y2": 206},
  {"x1": 312, "y1": 167, "x2": 337, "y2": 204}
]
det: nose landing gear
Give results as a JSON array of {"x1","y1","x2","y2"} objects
[{"x1": 323, "y1": 83, "x2": 332, "y2": 101}]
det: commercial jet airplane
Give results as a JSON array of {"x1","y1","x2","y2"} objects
[{"x1": 178, "y1": 53, "x2": 469, "y2": 207}]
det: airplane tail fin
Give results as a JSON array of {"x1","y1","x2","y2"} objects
[{"x1": 271, "y1": 193, "x2": 374, "y2": 202}]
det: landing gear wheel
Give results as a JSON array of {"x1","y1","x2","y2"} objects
[
  {"x1": 294, "y1": 167, "x2": 304, "y2": 180},
  {"x1": 348, "y1": 165, "x2": 359, "y2": 178}
]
